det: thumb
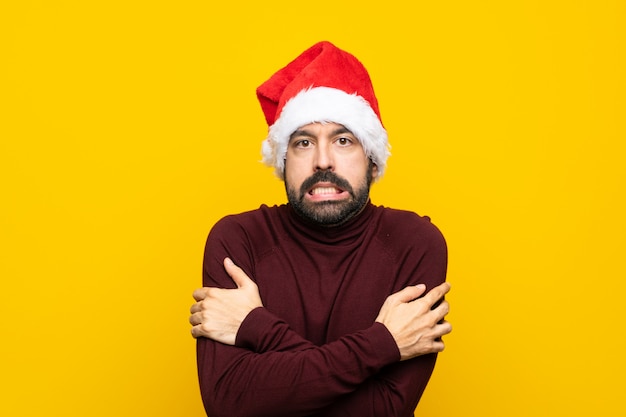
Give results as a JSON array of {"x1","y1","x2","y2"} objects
[
  {"x1": 192, "y1": 287, "x2": 209, "y2": 302},
  {"x1": 223, "y1": 257, "x2": 253, "y2": 288}
]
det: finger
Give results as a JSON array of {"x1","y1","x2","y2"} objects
[
  {"x1": 191, "y1": 326, "x2": 200, "y2": 339},
  {"x1": 190, "y1": 318, "x2": 210, "y2": 338},
  {"x1": 421, "y1": 282, "x2": 451, "y2": 306},
  {"x1": 431, "y1": 300, "x2": 450, "y2": 322},
  {"x1": 430, "y1": 322, "x2": 450, "y2": 343},
  {"x1": 431, "y1": 339, "x2": 446, "y2": 353},
  {"x1": 224, "y1": 257, "x2": 254, "y2": 288},
  {"x1": 389, "y1": 284, "x2": 426, "y2": 304},
  {"x1": 189, "y1": 302, "x2": 202, "y2": 314},
  {"x1": 428, "y1": 321, "x2": 452, "y2": 344},
  {"x1": 439, "y1": 320, "x2": 453, "y2": 336},
  {"x1": 192, "y1": 288, "x2": 208, "y2": 302}
]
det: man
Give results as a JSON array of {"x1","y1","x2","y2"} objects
[{"x1": 189, "y1": 41, "x2": 452, "y2": 417}]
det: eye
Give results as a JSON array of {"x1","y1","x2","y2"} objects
[
  {"x1": 336, "y1": 136, "x2": 353, "y2": 146},
  {"x1": 295, "y1": 139, "x2": 311, "y2": 148}
]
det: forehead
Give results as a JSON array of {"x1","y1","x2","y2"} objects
[{"x1": 289, "y1": 122, "x2": 357, "y2": 140}]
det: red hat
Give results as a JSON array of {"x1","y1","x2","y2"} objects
[{"x1": 257, "y1": 41, "x2": 390, "y2": 179}]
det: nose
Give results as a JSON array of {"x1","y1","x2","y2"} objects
[{"x1": 314, "y1": 143, "x2": 334, "y2": 171}]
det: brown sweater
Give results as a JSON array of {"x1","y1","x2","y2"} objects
[{"x1": 197, "y1": 202, "x2": 447, "y2": 417}]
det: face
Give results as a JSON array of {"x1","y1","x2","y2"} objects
[{"x1": 284, "y1": 122, "x2": 378, "y2": 227}]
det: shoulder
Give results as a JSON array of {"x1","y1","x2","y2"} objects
[
  {"x1": 212, "y1": 204, "x2": 266, "y2": 227},
  {"x1": 208, "y1": 204, "x2": 288, "y2": 252},
  {"x1": 211, "y1": 204, "x2": 284, "y2": 233},
  {"x1": 376, "y1": 206, "x2": 445, "y2": 243},
  {"x1": 203, "y1": 205, "x2": 289, "y2": 278},
  {"x1": 372, "y1": 205, "x2": 447, "y2": 259}
]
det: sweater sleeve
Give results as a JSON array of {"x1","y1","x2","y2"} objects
[
  {"x1": 197, "y1": 321, "x2": 400, "y2": 417},
  {"x1": 232, "y1": 308, "x2": 438, "y2": 417}
]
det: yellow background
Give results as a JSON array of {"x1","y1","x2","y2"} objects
[{"x1": 2, "y1": 1, "x2": 624, "y2": 416}]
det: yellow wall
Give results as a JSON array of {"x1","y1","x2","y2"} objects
[{"x1": 2, "y1": 1, "x2": 624, "y2": 416}]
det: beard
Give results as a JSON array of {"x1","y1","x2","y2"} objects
[{"x1": 285, "y1": 164, "x2": 374, "y2": 227}]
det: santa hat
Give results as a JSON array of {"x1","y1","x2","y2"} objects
[{"x1": 256, "y1": 41, "x2": 390, "y2": 180}]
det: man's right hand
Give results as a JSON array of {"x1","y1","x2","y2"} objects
[
  {"x1": 189, "y1": 258, "x2": 263, "y2": 344},
  {"x1": 375, "y1": 282, "x2": 452, "y2": 361}
]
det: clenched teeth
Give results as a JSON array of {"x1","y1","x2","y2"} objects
[{"x1": 310, "y1": 186, "x2": 340, "y2": 195}]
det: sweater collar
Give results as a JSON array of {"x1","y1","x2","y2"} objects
[{"x1": 285, "y1": 201, "x2": 376, "y2": 246}]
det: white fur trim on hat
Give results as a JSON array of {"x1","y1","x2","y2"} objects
[{"x1": 261, "y1": 87, "x2": 390, "y2": 180}]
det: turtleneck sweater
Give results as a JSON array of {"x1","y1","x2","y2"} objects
[{"x1": 197, "y1": 202, "x2": 447, "y2": 417}]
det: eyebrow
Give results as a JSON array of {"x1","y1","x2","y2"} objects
[{"x1": 289, "y1": 126, "x2": 355, "y2": 141}]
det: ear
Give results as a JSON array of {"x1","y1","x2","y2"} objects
[{"x1": 370, "y1": 161, "x2": 379, "y2": 180}]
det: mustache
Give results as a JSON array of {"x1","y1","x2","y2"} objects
[{"x1": 299, "y1": 170, "x2": 354, "y2": 196}]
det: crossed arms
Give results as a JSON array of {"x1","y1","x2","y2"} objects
[
  {"x1": 191, "y1": 257, "x2": 451, "y2": 358},
  {"x1": 189, "y1": 258, "x2": 451, "y2": 417}
]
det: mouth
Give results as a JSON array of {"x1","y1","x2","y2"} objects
[{"x1": 306, "y1": 183, "x2": 348, "y2": 201}]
